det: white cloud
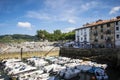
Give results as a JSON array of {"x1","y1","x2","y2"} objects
[
  {"x1": 26, "y1": 10, "x2": 77, "y2": 24},
  {"x1": 62, "y1": 27, "x2": 76, "y2": 33},
  {"x1": 26, "y1": 0, "x2": 99, "y2": 24},
  {"x1": 68, "y1": 19, "x2": 76, "y2": 24},
  {"x1": 45, "y1": 0, "x2": 67, "y2": 9},
  {"x1": 109, "y1": 6, "x2": 120, "y2": 14},
  {"x1": 81, "y1": 1, "x2": 98, "y2": 11},
  {"x1": 26, "y1": 11, "x2": 50, "y2": 20},
  {"x1": 17, "y1": 22, "x2": 32, "y2": 30}
]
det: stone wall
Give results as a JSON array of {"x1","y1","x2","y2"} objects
[
  {"x1": 90, "y1": 22, "x2": 115, "y2": 48},
  {"x1": 60, "y1": 48, "x2": 120, "y2": 69}
]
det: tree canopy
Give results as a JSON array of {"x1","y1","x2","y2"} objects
[
  {"x1": 36, "y1": 29, "x2": 75, "y2": 41},
  {"x1": 0, "y1": 30, "x2": 75, "y2": 43}
]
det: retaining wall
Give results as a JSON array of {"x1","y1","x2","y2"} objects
[{"x1": 60, "y1": 48, "x2": 120, "y2": 69}]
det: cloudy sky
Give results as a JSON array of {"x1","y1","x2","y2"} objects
[{"x1": 0, "y1": 0, "x2": 120, "y2": 35}]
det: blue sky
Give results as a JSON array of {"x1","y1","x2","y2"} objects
[{"x1": 0, "y1": 0, "x2": 120, "y2": 35}]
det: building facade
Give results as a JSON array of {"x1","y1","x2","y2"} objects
[
  {"x1": 75, "y1": 27, "x2": 90, "y2": 48},
  {"x1": 115, "y1": 20, "x2": 120, "y2": 47},
  {"x1": 89, "y1": 21, "x2": 115, "y2": 48},
  {"x1": 75, "y1": 16, "x2": 120, "y2": 48}
]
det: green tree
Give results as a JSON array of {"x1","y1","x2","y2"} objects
[
  {"x1": 59, "y1": 33, "x2": 66, "y2": 40},
  {"x1": 36, "y1": 29, "x2": 75, "y2": 41},
  {"x1": 54, "y1": 30, "x2": 62, "y2": 35},
  {"x1": 65, "y1": 31, "x2": 75, "y2": 40},
  {"x1": 2, "y1": 36, "x2": 13, "y2": 43},
  {"x1": 36, "y1": 30, "x2": 49, "y2": 41},
  {"x1": 47, "y1": 34, "x2": 54, "y2": 41},
  {"x1": 53, "y1": 30, "x2": 62, "y2": 41}
]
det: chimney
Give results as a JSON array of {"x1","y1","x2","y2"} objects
[
  {"x1": 83, "y1": 23, "x2": 89, "y2": 27},
  {"x1": 86, "y1": 23, "x2": 89, "y2": 25},
  {"x1": 116, "y1": 16, "x2": 120, "y2": 19},
  {"x1": 96, "y1": 19, "x2": 103, "y2": 23}
]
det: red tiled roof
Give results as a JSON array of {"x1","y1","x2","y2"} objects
[
  {"x1": 74, "y1": 17, "x2": 120, "y2": 31},
  {"x1": 86, "y1": 18, "x2": 120, "y2": 27}
]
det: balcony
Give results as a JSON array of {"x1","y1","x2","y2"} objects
[
  {"x1": 93, "y1": 32, "x2": 98, "y2": 36},
  {"x1": 105, "y1": 37, "x2": 111, "y2": 42},
  {"x1": 94, "y1": 39, "x2": 98, "y2": 42},
  {"x1": 105, "y1": 30, "x2": 111, "y2": 34}
]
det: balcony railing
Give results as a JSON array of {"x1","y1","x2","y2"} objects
[
  {"x1": 105, "y1": 30, "x2": 111, "y2": 34},
  {"x1": 94, "y1": 39, "x2": 98, "y2": 42},
  {"x1": 105, "y1": 37, "x2": 111, "y2": 42},
  {"x1": 93, "y1": 32, "x2": 98, "y2": 36}
]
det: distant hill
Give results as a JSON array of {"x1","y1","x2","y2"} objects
[{"x1": 0, "y1": 34, "x2": 38, "y2": 43}]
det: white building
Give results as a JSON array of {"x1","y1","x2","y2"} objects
[
  {"x1": 115, "y1": 20, "x2": 120, "y2": 48},
  {"x1": 75, "y1": 27, "x2": 90, "y2": 45}
]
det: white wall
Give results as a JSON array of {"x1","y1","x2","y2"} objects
[
  {"x1": 75, "y1": 30, "x2": 79, "y2": 41},
  {"x1": 115, "y1": 21, "x2": 120, "y2": 47},
  {"x1": 75, "y1": 28, "x2": 90, "y2": 43}
]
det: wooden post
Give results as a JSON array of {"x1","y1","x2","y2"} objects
[{"x1": 21, "y1": 48, "x2": 23, "y2": 60}]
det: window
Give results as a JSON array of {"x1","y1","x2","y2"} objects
[
  {"x1": 106, "y1": 29, "x2": 111, "y2": 34},
  {"x1": 101, "y1": 29, "x2": 103, "y2": 32},
  {"x1": 95, "y1": 26, "x2": 97, "y2": 29},
  {"x1": 81, "y1": 37, "x2": 83, "y2": 40},
  {"x1": 101, "y1": 35, "x2": 103, "y2": 39},
  {"x1": 116, "y1": 27, "x2": 119, "y2": 30},
  {"x1": 91, "y1": 27, "x2": 92, "y2": 30},
  {"x1": 94, "y1": 39, "x2": 98, "y2": 42},
  {"x1": 101, "y1": 25, "x2": 103, "y2": 28},
  {"x1": 106, "y1": 37, "x2": 111, "y2": 41},
  {"x1": 84, "y1": 32, "x2": 86, "y2": 35},
  {"x1": 84, "y1": 29, "x2": 86, "y2": 31},
  {"x1": 94, "y1": 30, "x2": 98, "y2": 36},
  {"x1": 116, "y1": 34, "x2": 119, "y2": 39},
  {"x1": 116, "y1": 21, "x2": 118, "y2": 25}
]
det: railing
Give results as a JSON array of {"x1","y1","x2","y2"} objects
[
  {"x1": 93, "y1": 31, "x2": 98, "y2": 36},
  {"x1": 105, "y1": 30, "x2": 111, "y2": 34}
]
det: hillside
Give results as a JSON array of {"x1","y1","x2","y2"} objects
[{"x1": 0, "y1": 34, "x2": 37, "y2": 43}]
